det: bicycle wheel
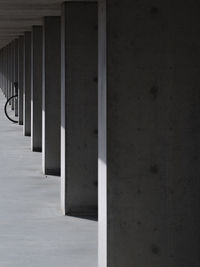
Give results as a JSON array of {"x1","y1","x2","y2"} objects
[{"x1": 4, "y1": 95, "x2": 18, "y2": 123}]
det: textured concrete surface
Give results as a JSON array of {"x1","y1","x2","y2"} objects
[
  {"x1": 10, "y1": 41, "x2": 15, "y2": 110},
  {"x1": 18, "y1": 36, "x2": 24, "y2": 126},
  {"x1": 42, "y1": 17, "x2": 61, "y2": 176},
  {"x1": 14, "y1": 39, "x2": 18, "y2": 117},
  {"x1": 0, "y1": 91, "x2": 97, "y2": 267},
  {"x1": 31, "y1": 26, "x2": 43, "y2": 152},
  {"x1": 100, "y1": 1, "x2": 200, "y2": 267},
  {"x1": 98, "y1": 1, "x2": 107, "y2": 266},
  {"x1": 23, "y1": 31, "x2": 31, "y2": 136},
  {"x1": 61, "y1": 2, "x2": 98, "y2": 216}
]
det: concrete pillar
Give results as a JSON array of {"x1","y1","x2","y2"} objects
[
  {"x1": 0, "y1": 50, "x2": 2, "y2": 93},
  {"x1": 3, "y1": 47, "x2": 7, "y2": 98},
  {"x1": 6, "y1": 46, "x2": 8, "y2": 99},
  {"x1": 4, "y1": 48, "x2": 7, "y2": 98},
  {"x1": 1, "y1": 51, "x2": 3, "y2": 95},
  {"x1": 11, "y1": 41, "x2": 15, "y2": 110},
  {"x1": 9, "y1": 43, "x2": 12, "y2": 104},
  {"x1": 14, "y1": 39, "x2": 19, "y2": 117},
  {"x1": 6, "y1": 46, "x2": 9, "y2": 99},
  {"x1": 42, "y1": 17, "x2": 61, "y2": 175},
  {"x1": 1, "y1": 50, "x2": 4, "y2": 95},
  {"x1": 99, "y1": 1, "x2": 200, "y2": 267},
  {"x1": 0, "y1": 51, "x2": 1, "y2": 90},
  {"x1": 0, "y1": 52, "x2": 1, "y2": 91},
  {"x1": 7, "y1": 45, "x2": 11, "y2": 102},
  {"x1": 6, "y1": 46, "x2": 9, "y2": 100},
  {"x1": 31, "y1": 26, "x2": 43, "y2": 152},
  {"x1": 98, "y1": 1, "x2": 107, "y2": 266},
  {"x1": 23, "y1": 32, "x2": 31, "y2": 136},
  {"x1": 61, "y1": 2, "x2": 98, "y2": 217},
  {"x1": 2, "y1": 50, "x2": 4, "y2": 95},
  {"x1": 2, "y1": 49, "x2": 4, "y2": 95},
  {"x1": 1, "y1": 50, "x2": 4, "y2": 96},
  {"x1": 18, "y1": 36, "x2": 24, "y2": 125},
  {"x1": 0, "y1": 51, "x2": 1, "y2": 92}
]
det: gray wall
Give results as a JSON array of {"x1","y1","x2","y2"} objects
[{"x1": 99, "y1": 1, "x2": 200, "y2": 266}]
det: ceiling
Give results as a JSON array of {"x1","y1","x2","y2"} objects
[
  {"x1": 0, "y1": 0, "x2": 63, "y2": 48},
  {"x1": 0, "y1": 0, "x2": 96, "y2": 49}
]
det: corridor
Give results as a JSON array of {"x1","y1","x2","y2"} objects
[{"x1": 0, "y1": 91, "x2": 97, "y2": 266}]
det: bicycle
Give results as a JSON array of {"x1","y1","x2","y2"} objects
[{"x1": 4, "y1": 82, "x2": 19, "y2": 124}]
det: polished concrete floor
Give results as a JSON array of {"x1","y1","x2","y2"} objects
[{"x1": 0, "y1": 91, "x2": 97, "y2": 267}]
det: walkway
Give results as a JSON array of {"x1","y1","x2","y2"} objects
[{"x1": 0, "y1": 92, "x2": 97, "y2": 267}]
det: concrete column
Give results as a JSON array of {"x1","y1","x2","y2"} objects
[
  {"x1": 98, "y1": 1, "x2": 107, "y2": 266},
  {"x1": 5, "y1": 46, "x2": 10, "y2": 99},
  {"x1": 6, "y1": 46, "x2": 8, "y2": 99},
  {"x1": 7, "y1": 45, "x2": 11, "y2": 102},
  {"x1": 99, "y1": 1, "x2": 200, "y2": 267},
  {"x1": 23, "y1": 32, "x2": 31, "y2": 136},
  {"x1": 0, "y1": 51, "x2": 1, "y2": 90},
  {"x1": 14, "y1": 39, "x2": 19, "y2": 117},
  {"x1": 0, "y1": 52, "x2": 1, "y2": 92},
  {"x1": 42, "y1": 17, "x2": 61, "y2": 175},
  {"x1": 61, "y1": 2, "x2": 98, "y2": 217},
  {"x1": 1, "y1": 51, "x2": 3, "y2": 95},
  {"x1": 9, "y1": 43, "x2": 12, "y2": 104},
  {"x1": 1, "y1": 50, "x2": 4, "y2": 95},
  {"x1": 11, "y1": 41, "x2": 15, "y2": 110},
  {"x1": 18, "y1": 36, "x2": 24, "y2": 125},
  {"x1": 1, "y1": 50, "x2": 4, "y2": 96},
  {"x1": 31, "y1": 26, "x2": 43, "y2": 152},
  {"x1": 3, "y1": 47, "x2": 7, "y2": 98},
  {"x1": 0, "y1": 51, "x2": 2, "y2": 92},
  {"x1": 6, "y1": 45, "x2": 10, "y2": 99},
  {"x1": 4, "y1": 48, "x2": 7, "y2": 98},
  {"x1": 1, "y1": 51, "x2": 3, "y2": 94},
  {"x1": 0, "y1": 50, "x2": 2, "y2": 93}
]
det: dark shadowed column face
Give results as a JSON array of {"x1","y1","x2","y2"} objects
[
  {"x1": 18, "y1": 36, "x2": 24, "y2": 126},
  {"x1": 11, "y1": 41, "x2": 15, "y2": 110},
  {"x1": 7, "y1": 46, "x2": 10, "y2": 100},
  {"x1": 31, "y1": 26, "x2": 43, "y2": 152},
  {"x1": 42, "y1": 17, "x2": 61, "y2": 176},
  {"x1": 23, "y1": 31, "x2": 31, "y2": 136},
  {"x1": 99, "y1": 1, "x2": 200, "y2": 267},
  {"x1": 61, "y1": 2, "x2": 98, "y2": 217},
  {"x1": 14, "y1": 39, "x2": 19, "y2": 117}
]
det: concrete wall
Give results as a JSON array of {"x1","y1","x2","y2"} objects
[{"x1": 98, "y1": 1, "x2": 200, "y2": 267}]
